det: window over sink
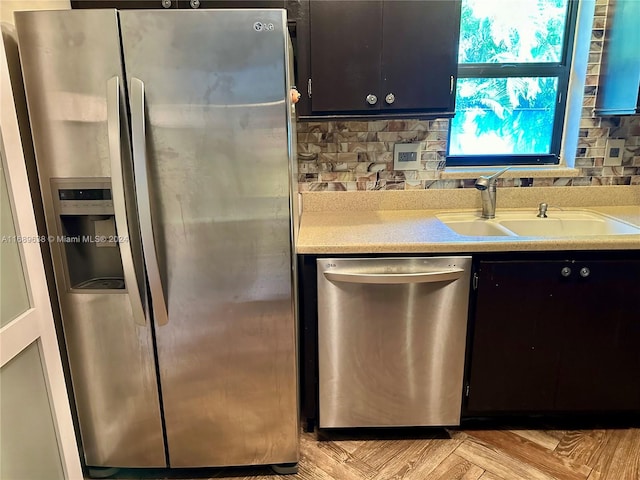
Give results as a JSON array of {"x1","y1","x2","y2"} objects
[{"x1": 447, "y1": 0, "x2": 578, "y2": 166}]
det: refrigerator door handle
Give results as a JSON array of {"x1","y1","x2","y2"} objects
[
  {"x1": 107, "y1": 76, "x2": 146, "y2": 327},
  {"x1": 130, "y1": 77, "x2": 169, "y2": 327}
]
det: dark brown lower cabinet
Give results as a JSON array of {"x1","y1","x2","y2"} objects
[{"x1": 465, "y1": 256, "x2": 640, "y2": 415}]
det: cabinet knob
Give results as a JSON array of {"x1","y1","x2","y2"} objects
[
  {"x1": 580, "y1": 267, "x2": 590, "y2": 278},
  {"x1": 366, "y1": 94, "x2": 378, "y2": 105},
  {"x1": 385, "y1": 93, "x2": 395, "y2": 105},
  {"x1": 561, "y1": 267, "x2": 572, "y2": 277},
  {"x1": 161, "y1": 0, "x2": 172, "y2": 7},
  {"x1": 190, "y1": 0, "x2": 200, "y2": 7}
]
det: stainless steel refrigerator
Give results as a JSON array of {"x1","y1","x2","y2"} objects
[{"x1": 15, "y1": 8, "x2": 298, "y2": 471}]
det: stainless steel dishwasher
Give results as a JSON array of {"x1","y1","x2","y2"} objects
[{"x1": 317, "y1": 256, "x2": 472, "y2": 428}]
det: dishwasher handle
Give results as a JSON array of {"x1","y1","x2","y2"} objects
[{"x1": 323, "y1": 268, "x2": 465, "y2": 285}]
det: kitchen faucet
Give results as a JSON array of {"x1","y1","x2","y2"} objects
[{"x1": 474, "y1": 167, "x2": 510, "y2": 219}]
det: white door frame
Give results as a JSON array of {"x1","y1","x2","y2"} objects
[{"x1": 1, "y1": 27, "x2": 83, "y2": 479}]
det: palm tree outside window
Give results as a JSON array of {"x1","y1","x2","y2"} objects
[{"x1": 447, "y1": 0, "x2": 578, "y2": 166}]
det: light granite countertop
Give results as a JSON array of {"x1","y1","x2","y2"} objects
[{"x1": 296, "y1": 186, "x2": 640, "y2": 254}]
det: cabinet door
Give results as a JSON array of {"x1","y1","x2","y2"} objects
[
  {"x1": 467, "y1": 260, "x2": 569, "y2": 413},
  {"x1": 309, "y1": 0, "x2": 382, "y2": 113},
  {"x1": 468, "y1": 256, "x2": 640, "y2": 416},
  {"x1": 381, "y1": 0, "x2": 459, "y2": 113},
  {"x1": 555, "y1": 260, "x2": 640, "y2": 411}
]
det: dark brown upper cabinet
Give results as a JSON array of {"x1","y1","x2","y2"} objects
[
  {"x1": 297, "y1": 0, "x2": 461, "y2": 120},
  {"x1": 71, "y1": 1, "x2": 297, "y2": 14}
]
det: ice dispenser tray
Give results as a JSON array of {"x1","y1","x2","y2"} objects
[
  {"x1": 74, "y1": 278, "x2": 125, "y2": 290},
  {"x1": 52, "y1": 179, "x2": 126, "y2": 292}
]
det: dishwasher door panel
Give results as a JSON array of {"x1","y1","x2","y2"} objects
[{"x1": 317, "y1": 257, "x2": 472, "y2": 428}]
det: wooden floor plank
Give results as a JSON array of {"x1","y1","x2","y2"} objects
[
  {"x1": 589, "y1": 429, "x2": 640, "y2": 480},
  {"x1": 553, "y1": 429, "x2": 621, "y2": 472},
  {"x1": 300, "y1": 434, "x2": 378, "y2": 480},
  {"x1": 465, "y1": 429, "x2": 591, "y2": 480},
  {"x1": 478, "y1": 472, "x2": 507, "y2": 480},
  {"x1": 315, "y1": 429, "x2": 384, "y2": 455},
  {"x1": 371, "y1": 438, "x2": 465, "y2": 480},
  {"x1": 455, "y1": 437, "x2": 559, "y2": 480},
  {"x1": 354, "y1": 439, "x2": 431, "y2": 471},
  {"x1": 586, "y1": 469, "x2": 602, "y2": 480},
  {"x1": 544, "y1": 429, "x2": 570, "y2": 442},
  {"x1": 425, "y1": 453, "x2": 485, "y2": 480},
  {"x1": 510, "y1": 429, "x2": 561, "y2": 451}
]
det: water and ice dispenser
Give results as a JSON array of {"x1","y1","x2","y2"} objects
[{"x1": 51, "y1": 179, "x2": 125, "y2": 292}]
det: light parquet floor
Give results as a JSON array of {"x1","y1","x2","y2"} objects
[{"x1": 110, "y1": 424, "x2": 640, "y2": 480}]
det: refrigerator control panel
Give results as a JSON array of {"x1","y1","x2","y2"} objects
[{"x1": 52, "y1": 179, "x2": 114, "y2": 215}]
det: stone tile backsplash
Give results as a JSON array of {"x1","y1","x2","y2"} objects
[
  {"x1": 297, "y1": 120, "x2": 450, "y2": 191},
  {"x1": 296, "y1": 0, "x2": 640, "y2": 192}
]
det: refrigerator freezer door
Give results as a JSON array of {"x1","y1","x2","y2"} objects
[
  {"x1": 15, "y1": 10, "x2": 165, "y2": 467},
  {"x1": 119, "y1": 10, "x2": 298, "y2": 467}
]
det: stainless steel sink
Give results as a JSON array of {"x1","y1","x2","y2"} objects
[{"x1": 437, "y1": 210, "x2": 640, "y2": 237}]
